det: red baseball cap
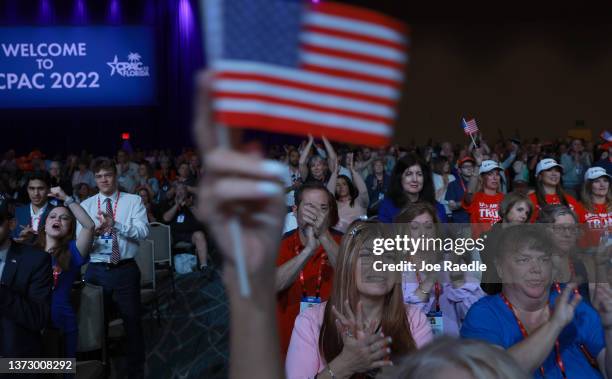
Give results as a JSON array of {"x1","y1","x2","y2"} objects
[{"x1": 457, "y1": 156, "x2": 476, "y2": 167}]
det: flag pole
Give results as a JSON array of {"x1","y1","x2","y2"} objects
[
  {"x1": 463, "y1": 118, "x2": 478, "y2": 149},
  {"x1": 217, "y1": 123, "x2": 251, "y2": 298}
]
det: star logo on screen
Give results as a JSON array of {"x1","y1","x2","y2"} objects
[{"x1": 107, "y1": 52, "x2": 150, "y2": 77}]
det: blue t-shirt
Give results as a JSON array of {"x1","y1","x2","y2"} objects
[
  {"x1": 461, "y1": 293, "x2": 605, "y2": 379},
  {"x1": 377, "y1": 198, "x2": 448, "y2": 223},
  {"x1": 51, "y1": 241, "x2": 89, "y2": 332}
]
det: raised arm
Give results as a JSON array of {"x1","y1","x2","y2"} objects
[
  {"x1": 463, "y1": 149, "x2": 483, "y2": 205},
  {"x1": 299, "y1": 135, "x2": 314, "y2": 179},
  {"x1": 348, "y1": 153, "x2": 369, "y2": 209},
  {"x1": 322, "y1": 135, "x2": 338, "y2": 175},
  {"x1": 49, "y1": 187, "x2": 95, "y2": 257}
]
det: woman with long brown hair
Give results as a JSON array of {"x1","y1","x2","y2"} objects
[
  {"x1": 528, "y1": 158, "x2": 582, "y2": 222},
  {"x1": 37, "y1": 186, "x2": 95, "y2": 366},
  {"x1": 285, "y1": 221, "x2": 432, "y2": 379}
]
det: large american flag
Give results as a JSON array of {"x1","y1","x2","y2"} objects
[{"x1": 202, "y1": 0, "x2": 409, "y2": 146}]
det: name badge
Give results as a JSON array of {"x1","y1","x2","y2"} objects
[
  {"x1": 94, "y1": 233, "x2": 113, "y2": 257},
  {"x1": 177, "y1": 214, "x2": 185, "y2": 223},
  {"x1": 300, "y1": 296, "x2": 321, "y2": 313},
  {"x1": 427, "y1": 311, "x2": 444, "y2": 336}
]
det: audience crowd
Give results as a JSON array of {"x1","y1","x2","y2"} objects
[{"x1": 1, "y1": 128, "x2": 612, "y2": 379}]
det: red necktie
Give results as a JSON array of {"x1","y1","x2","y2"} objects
[{"x1": 105, "y1": 198, "x2": 121, "y2": 264}]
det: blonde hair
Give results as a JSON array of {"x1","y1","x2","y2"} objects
[{"x1": 379, "y1": 337, "x2": 529, "y2": 379}]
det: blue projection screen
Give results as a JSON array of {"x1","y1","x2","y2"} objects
[{"x1": 0, "y1": 26, "x2": 156, "y2": 108}]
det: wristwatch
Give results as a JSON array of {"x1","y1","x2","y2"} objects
[{"x1": 63, "y1": 197, "x2": 75, "y2": 206}]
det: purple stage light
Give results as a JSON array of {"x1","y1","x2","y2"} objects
[
  {"x1": 73, "y1": 0, "x2": 87, "y2": 24},
  {"x1": 108, "y1": 0, "x2": 121, "y2": 24},
  {"x1": 38, "y1": 0, "x2": 53, "y2": 24},
  {"x1": 178, "y1": 0, "x2": 195, "y2": 42}
]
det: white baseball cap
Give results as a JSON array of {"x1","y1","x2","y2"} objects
[
  {"x1": 585, "y1": 166, "x2": 611, "y2": 181},
  {"x1": 535, "y1": 158, "x2": 563, "y2": 177},
  {"x1": 479, "y1": 160, "x2": 502, "y2": 175}
]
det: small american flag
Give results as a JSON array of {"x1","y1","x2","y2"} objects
[
  {"x1": 202, "y1": 0, "x2": 409, "y2": 146},
  {"x1": 462, "y1": 118, "x2": 479, "y2": 135}
]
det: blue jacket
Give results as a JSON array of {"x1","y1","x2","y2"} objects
[
  {"x1": 0, "y1": 242, "x2": 52, "y2": 357},
  {"x1": 11, "y1": 203, "x2": 52, "y2": 240}
]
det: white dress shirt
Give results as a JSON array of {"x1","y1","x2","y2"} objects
[{"x1": 77, "y1": 191, "x2": 149, "y2": 263}]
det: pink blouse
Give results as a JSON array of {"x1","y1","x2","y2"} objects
[{"x1": 285, "y1": 302, "x2": 433, "y2": 379}]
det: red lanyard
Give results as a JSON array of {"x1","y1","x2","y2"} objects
[
  {"x1": 499, "y1": 293, "x2": 566, "y2": 378},
  {"x1": 553, "y1": 260, "x2": 579, "y2": 296},
  {"x1": 294, "y1": 237, "x2": 325, "y2": 298},
  {"x1": 97, "y1": 192, "x2": 120, "y2": 222},
  {"x1": 416, "y1": 272, "x2": 441, "y2": 312}
]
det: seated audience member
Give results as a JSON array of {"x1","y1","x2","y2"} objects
[
  {"x1": 560, "y1": 138, "x2": 591, "y2": 198},
  {"x1": 161, "y1": 183, "x2": 210, "y2": 276},
  {"x1": 116, "y1": 150, "x2": 138, "y2": 193},
  {"x1": 137, "y1": 186, "x2": 158, "y2": 223},
  {"x1": 0, "y1": 196, "x2": 53, "y2": 359},
  {"x1": 156, "y1": 155, "x2": 177, "y2": 200},
  {"x1": 37, "y1": 187, "x2": 95, "y2": 365},
  {"x1": 380, "y1": 337, "x2": 529, "y2": 379},
  {"x1": 283, "y1": 147, "x2": 302, "y2": 210},
  {"x1": 578, "y1": 167, "x2": 612, "y2": 251},
  {"x1": 528, "y1": 158, "x2": 583, "y2": 222},
  {"x1": 365, "y1": 158, "x2": 390, "y2": 209},
  {"x1": 445, "y1": 156, "x2": 476, "y2": 223},
  {"x1": 327, "y1": 152, "x2": 369, "y2": 233},
  {"x1": 480, "y1": 192, "x2": 533, "y2": 295},
  {"x1": 299, "y1": 135, "x2": 337, "y2": 184},
  {"x1": 593, "y1": 142, "x2": 612, "y2": 175},
  {"x1": 276, "y1": 181, "x2": 341, "y2": 358},
  {"x1": 188, "y1": 154, "x2": 202, "y2": 180},
  {"x1": 285, "y1": 221, "x2": 433, "y2": 379},
  {"x1": 136, "y1": 161, "x2": 160, "y2": 203},
  {"x1": 378, "y1": 153, "x2": 447, "y2": 223},
  {"x1": 397, "y1": 203, "x2": 484, "y2": 337},
  {"x1": 71, "y1": 159, "x2": 96, "y2": 191},
  {"x1": 537, "y1": 204, "x2": 592, "y2": 303},
  {"x1": 13, "y1": 172, "x2": 53, "y2": 243},
  {"x1": 175, "y1": 162, "x2": 197, "y2": 194},
  {"x1": 75, "y1": 182, "x2": 92, "y2": 203},
  {"x1": 48, "y1": 160, "x2": 72, "y2": 196},
  {"x1": 461, "y1": 225, "x2": 612, "y2": 378},
  {"x1": 432, "y1": 156, "x2": 455, "y2": 218},
  {"x1": 462, "y1": 158, "x2": 505, "y2": 237}
]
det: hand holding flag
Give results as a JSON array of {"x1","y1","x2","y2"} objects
[{"x1": 462, "y1": 117, "x2": 479, "y2": 148}]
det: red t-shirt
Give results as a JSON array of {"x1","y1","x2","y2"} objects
[
  {"x1": 275, "y1": 229, "x2": 343, "y2": 359},
  {"x1": 577, "y1": 203, "x2": 612, "y2": 248},
  {"x1": 463, "y1": 192, "x2": 504, "y2": 237},
  {"x1": 528, "y1": 192, "x2": 583, "y2": 222}
]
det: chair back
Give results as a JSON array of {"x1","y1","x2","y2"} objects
[
  {"x1": 135, "y1": 239, "x2": 156, "y2": 289},
  {"x1": 148, "y1": 222, "x2": 172, "y2": 265},
  {"x1": 76, "y1": 283, "x2": 106, "y2": 359}
]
